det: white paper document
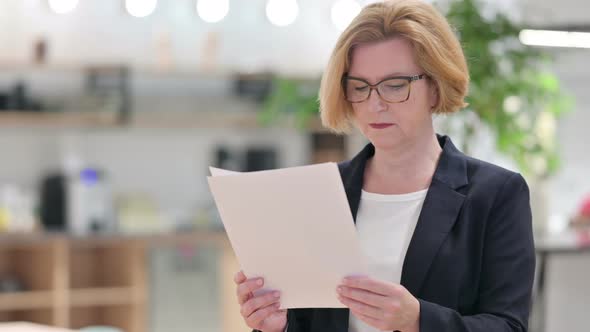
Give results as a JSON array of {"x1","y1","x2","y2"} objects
[{"x1": 207, "y1": 163, "x2": 368, "y2": 309}]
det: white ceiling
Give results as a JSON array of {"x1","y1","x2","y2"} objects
[{"x1": 520, "y1": 0, "x2": 590, "y2": 27}]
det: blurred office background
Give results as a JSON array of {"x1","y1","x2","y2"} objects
[{"x1": 0, "y1": 0, "x2": 588, "y2": 331}]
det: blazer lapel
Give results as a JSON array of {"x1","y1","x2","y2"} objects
[
  {"x1": 328, "y1": 135, "x2": 468, "y2": 331},
  {"x1": 400, "y1": 136, "x2": 468, "y2": 295},
  {"x1": 339, "y1": 135, "x2": 469, "y2": 295},
  {"x1": 400, "y1": 178, "x2": 466, "y2": 295},
  {"x1": 339, "y1": 142, "x2": 374, "y2": 223}
]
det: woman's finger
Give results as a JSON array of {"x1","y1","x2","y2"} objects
[
  {"x1": 338, "y1": 294, "x2": 384, "y2": 319},
  {"x1": 236, "y1": 278, "x2": 264, "y2": 305},
  {"x1": 246, "y1": 302, "x2": 282, "y2": 328},
  {"x1": 234, "y1": 270, "x2": 247, "y2": 284},
  {"x1": 342, "y1": 276, "x2": 397, "y2": 296},
  {"x1": 338, "y1": 285, "x2": 396, "y2": 309},
  {"x1": 241, "y1": 290, "x2": 281, "y2": 318}
]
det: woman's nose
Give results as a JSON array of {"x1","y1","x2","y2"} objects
[{"x1": 366, "y1": 88, "x2": 387, "y2": 113}]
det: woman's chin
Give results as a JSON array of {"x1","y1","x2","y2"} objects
[{"x1": 367, "y1": 136, "x2": 402, "y2": 151}]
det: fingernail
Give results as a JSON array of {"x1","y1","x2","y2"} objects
[
  {"x1": 273, "y1": 291, "x2": 280, "y2": 298},
  {"x1": 256, "y1": 279, "x2": 263, "y2": 285},
  {"x1": 337, "y1": 287, "x2": 343, "y2": 293}
]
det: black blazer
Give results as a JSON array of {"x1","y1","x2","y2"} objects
[{"x1": 258, "y1": 134, "x2": 535, "y2": 332}]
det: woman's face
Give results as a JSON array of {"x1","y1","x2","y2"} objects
[{"x1": 347, "y1": 38, "x2": 438, "y2": 150}]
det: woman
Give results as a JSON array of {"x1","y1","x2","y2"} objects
[{"x1": 234, "y1": 0, "x2": 535, "y2": 331}]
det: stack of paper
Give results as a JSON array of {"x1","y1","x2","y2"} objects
[{"x1": 207, "y1": 163, "x2": 368, "y2": 309}]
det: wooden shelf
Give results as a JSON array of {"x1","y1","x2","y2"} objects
[
  {"x1": 70, "y1": 287, "x2": 136, "y2": 307},
  {"x1": 0, "y1": 62, "x2": 321, "y2": 79},
  {"x1": 0, "y1": 62, "x2": 233, "y2": 77},
  {"x1": 0, "y1": 231, "x2": 244, "y2": 331},
  {"x1": 0, "y1": 292, "x2": 54, "y2": 311},
  {"x1": 0, "y1": 322, "x2": 74, "y2": 331},
  {"x1": 0, "y1": 236, "x2": 142, "y2": 330},
  {"x1": 0, "y1": 110, "x2": 332, "y2": 131},
  {"x1": 131, "y1": 111, "x2": 330, "y2": 131},
  {"x1": 0, "y1": 111, "x2": 118, "y2": 128},
  {"x1": 0, "y1": 309, "x2": 54, "y2": 327},
  {"x1": 0, "y1": 230, "x2": 227, "y2": 247},
  {"x1": 69, "y1": 305, "x2": 136, "y2": 331},
  {"x1": 0, "y1": 246, "x2": 56, "y2": 293}
]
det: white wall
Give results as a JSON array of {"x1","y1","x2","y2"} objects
[
  {"x1": 522, "y1": 0, "x2": 590, "y2": 26},
  {"x1": 545, "y1": 49, "x2": 590, "y2": 218},
  {"x1": 0, "y1": 0, "x2": 345, "y2": 75},
  {"x1": 0, "y1": 126, "x2": 310, "y2": 226}
]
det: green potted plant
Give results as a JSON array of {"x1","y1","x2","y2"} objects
[
  {"x1": 443, "y1": 0, "x2": 573, "y2": 234},
  {"x1": 258, "y1": 77, "x2": 321, "y2": 130},
  {"x1": 443, "y1": 0, "x2": 572, "y2": 180}
]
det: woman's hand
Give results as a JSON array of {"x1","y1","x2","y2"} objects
[
  {"x1": 337, "y1": 276, "x2": 420, "y2": 332},
  {"x1": 234, "y1": 270, "x2": 287, "y2": 332}
]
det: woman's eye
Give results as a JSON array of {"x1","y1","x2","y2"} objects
[{"x1": 354, "y1": 86, "x2": 369, "y2": 91}]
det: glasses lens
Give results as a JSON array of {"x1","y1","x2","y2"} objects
[
  {"x1": 344, "y1": 78, "x2": 370, "y2": 102},
  {"x1": 377, "y1": 78, "x2": 410, "y2": 103}
]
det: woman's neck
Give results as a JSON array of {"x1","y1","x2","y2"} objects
[{"x1": 363, "y1": 133, "x2": 442, "y2": 195}]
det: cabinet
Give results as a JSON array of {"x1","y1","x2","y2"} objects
[{"x1": 0, "y1": 232, "x2": 244, "y2": 332}]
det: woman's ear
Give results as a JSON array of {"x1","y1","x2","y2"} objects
[{"x1": 429, "y1": 79, "x2": 439, "y2": 110}]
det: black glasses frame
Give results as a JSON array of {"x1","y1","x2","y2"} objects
[{"x1": 341, "y1": 74, "x2": 426, "y2": 103}]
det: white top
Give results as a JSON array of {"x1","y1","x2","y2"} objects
[{"x1": 348, "y1": 188, "x2": 428, "y2": 332}]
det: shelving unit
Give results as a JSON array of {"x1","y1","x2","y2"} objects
[
  {"x1": 0, "y1": 231, "x2": 244, "y2": 332},
  {"x1": 69, "y1": 288, "x2": 135, "y2": 307},
  {"x1": 0, "y1": 239, "x2": 63, "y2": 327},
  {"x1": 0, "y1": 110, "x2": 333, "y2": 132},
  {"x1": 69, "y1": 305, "x2": 136, "y2": 331},
  {"x1": 0, "y1": 309, "x2": 55, "y2": 327},
  {"x1": 0, "y1": 291, "x2": 54, "y2": 311},
  {"x1": 0, "y1": 111, "x2": 118, "y2": 128},
  {"x1": 0, "y1": 63, "x2": 319, "y2": 131}
]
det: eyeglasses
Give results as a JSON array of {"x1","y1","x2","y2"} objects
[{"x1": 341, "y1": 74, "x2": 426, "y2": 103}]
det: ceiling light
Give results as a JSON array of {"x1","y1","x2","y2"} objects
[
  {"x1": 266, "y1": 0, "x2": 299, "y2": 27},
  {"x1": 126, "y1": 0, "x2": 158, "y2": 18},
  {"x1": 197, "y1": 0, "x2": 229, "y2": 23},
  {"x1": 520, "y1": 29, "x2": 590, "y2": 49},
  {"x1": 48, "y1": 0, "x2": 79, "y2": 14}
]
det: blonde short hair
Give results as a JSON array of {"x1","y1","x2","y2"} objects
[{"x1": 319, "y1": 0, "x2": 469, "y2": 133}]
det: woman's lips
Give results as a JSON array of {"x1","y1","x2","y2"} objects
[{"x1": 369, "y1": 123, "x2": 394, "y2": 129}]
